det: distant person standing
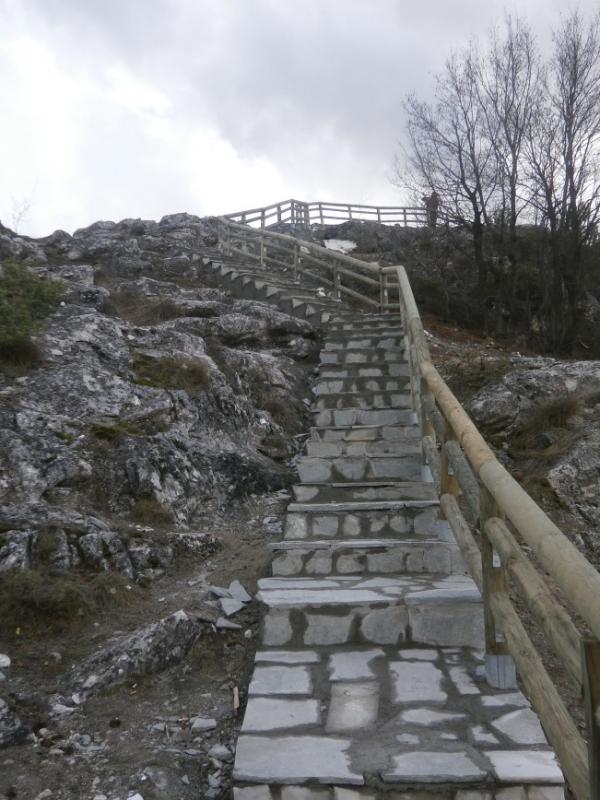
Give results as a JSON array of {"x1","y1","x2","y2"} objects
[{"x1": 422, "y1": 191, "x2": 439, "y2": 228}]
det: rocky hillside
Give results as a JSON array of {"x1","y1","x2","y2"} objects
[{"x1": 0, "y1": 215, "x2": 318, "y2": 587}]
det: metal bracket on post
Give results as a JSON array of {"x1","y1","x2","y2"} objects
[
  {"x1": 481, "y1": 488, "x2": 517, "y2": 689},
  {"x1": 333, "y1": 266, "x2": 341, "y2": 300}
]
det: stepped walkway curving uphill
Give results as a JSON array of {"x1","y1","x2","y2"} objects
[{"x1": 231, "y1": 311, "x2": 564, "y2": 799}]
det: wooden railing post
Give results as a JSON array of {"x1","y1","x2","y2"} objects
[
  {"x1": 293, "y1": 242, "x2": 299, "y2": 282},
  {"x1": 583, "y1": 640, "x2": 600, "y2": 800},
  {"x1": 259, "y1": 236, "x2": 265, "y2": 267},
  {"x1": 420, "y1": 378, "x2": 435, "y2": 438},
  {"x1": 480, "y1": 488, "x2": 517, "y2": 689},
  {"x1": 319, "y1": 202, "x2": 324, "y2": 224}
]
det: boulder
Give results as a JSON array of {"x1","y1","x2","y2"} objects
[{"x1": 68, "y1": 610, "x2": 204, "y2": 697}]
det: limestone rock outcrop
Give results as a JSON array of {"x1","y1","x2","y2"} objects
[{"x1": 0, "y1": 214, "x2": 316, "y2": 580}]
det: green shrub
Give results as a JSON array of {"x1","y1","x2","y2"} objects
[
  {"x1": 0, "y1": 260, "x2": 63, "y2": 371},
  {"x1": 133, "y1": 353, "x2": 211, "y2": 393}
]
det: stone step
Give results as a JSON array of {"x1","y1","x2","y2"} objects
[
  {"x1": 257, "y1": 574, "x2": 484, "y2": 648},
  {"x1": 326, "y1": 320, "x2": 403, "y2": 331},
  {"x1": 284, "y1": 502, "x2": 441, "y2": 540},
  {"x1": 312, "y1": 376, "x2": 411, "y2": 395},
  {"x1": 297, "y1": 456, "x2": 423, "y2": 484},
  {"x1": 319, "y1": 363, "x2": 411, "y2": 378},
  {"x1": 312, "y1": 408, "x2": 417, "y2": 428},
  {"x1": 269, "y1": 537, "x2": 467, "y2": 578},
  {"x1": 328, "y1": 313, "x2": 403, "y2": 324},
  {"x1": 326, "y1": 323, "x2": 405, "y2": 336},
  {"x1": 233, "y1": 644, "x2": 564, "y2": 795},
  {"x1": 312, "y1": 391, "x2": 412, "y2": 411},
  {"x1": 292, "y1": 480, "x2": 437, "y2": 505},
  {"x1": 319, "y1": 348, "x2": 407, "y2": 366},
  {"x1": 309, "y1": 424, "x2": 420, "y2": 444},
  {"x1": 305, "y1": 438, "x2": 420, "y2": 457},
  {"x1": 323, "y1": 335, "x2": 405, "y2": 350}
]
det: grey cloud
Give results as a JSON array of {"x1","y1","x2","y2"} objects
[{"x1": 2, "y1": 0, "x2": 599, "y2": 234}]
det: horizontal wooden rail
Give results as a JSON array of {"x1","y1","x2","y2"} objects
[{"x1": 223, "y1": 198, "x2": 432, "y2": 228}]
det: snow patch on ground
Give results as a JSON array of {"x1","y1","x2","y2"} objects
[{"x1": 324, "y1": 239, "x2": 357, "y2": 254}]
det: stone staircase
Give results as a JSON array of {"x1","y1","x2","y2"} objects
[
  {"x1": 201, "y1": 249, "x2": 342, "y2": 323},
  {"x1": 231, "y1": 310, "x2": 564, "y2": 799}
]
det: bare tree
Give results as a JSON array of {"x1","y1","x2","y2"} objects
[
  {"x1": 8, "y1": 195, "x2": 33, "y2": 234},
  {"x1": 527, "y1": 11, "x2": 600, "y2": 349},
  {"x1": 478, "y1": 16, "x2": 539, "y2": 264},
  {"x1": 399, "y1": 46, "x2": 497, "y2": 286}
]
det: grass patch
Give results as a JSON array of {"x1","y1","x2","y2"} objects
[
  {"x1": 0, "y1": 569, "x2": 135, "y2": 636},
  {"x1": 130, "y1": 497, "x2": 175, "y2": 526},
  {"x1": 89, "y1": 420, "x2": 145, "y2": 442},
  {"x1": 133, "y1": 353, "x2": 211, "y2": 393},
  {"x1": 0, "y1": 260, "x2": 63, "y2": 373},
  {"x1": 109, "y1": 291, "x2": 183, "y2": 325},
  {"x1": 56, "y1": 430, "x2": 77, "y2": 444},
  {"x1": 505, "y1": 395, "x2": 583, "y2": 467},
  {"x1": 510, "y1": 395, "x2": 581, "y2": 451}
]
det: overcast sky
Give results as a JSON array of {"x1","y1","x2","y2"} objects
[{"x1": 0, "y1": 0, "x2": 597, "y2": 237}]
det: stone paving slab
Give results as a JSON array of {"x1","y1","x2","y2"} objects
[
  {"x1": 318, "y1": 363, "x2": 411, "y2": 378},
  {"x1": 323, "y1": 336, "x2": 406, "y2": 350},
  {"x1": 284, "y1": 505, "x2": 441, "y2": 540},
  {"x1": 310, "y1": 424, "x2": 421, "y2": 443},
  {"x1": 312, "y1": 377, "x2": 411, "y2": 395},
  {"x1": 234, "y1": 736, "x2": 364, "y2": 784},
  {"x1": 320, "y1": 348, "x2": 407, "y2": 365},
  {"x1": 326, "y1": 320, "x2": 403, "y2": 331},
  {"x1": 297, "y1": 456, "x2": 423, "y2": 484},
  {"x1": 235, "y1": 645, "x2": 563, "y2": 793},
  {"x1": 292, "y1": 482, "x2": 438, "y2": 504},
  {"x1": 312, "y1": 408, "x2": 417, "y2": 428},
  {"x1": 234, "y1": 786, "x2": 565, "y2": 799},
  {"x1": 313, "y1": 392, "x2": 412, "y2": 411},
  {"x1": 305, "y1": 439, "x2": 421, "y2": 458},
  {"x1": 269, "y1": 538, "x2": 467, "y2": 578}
]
